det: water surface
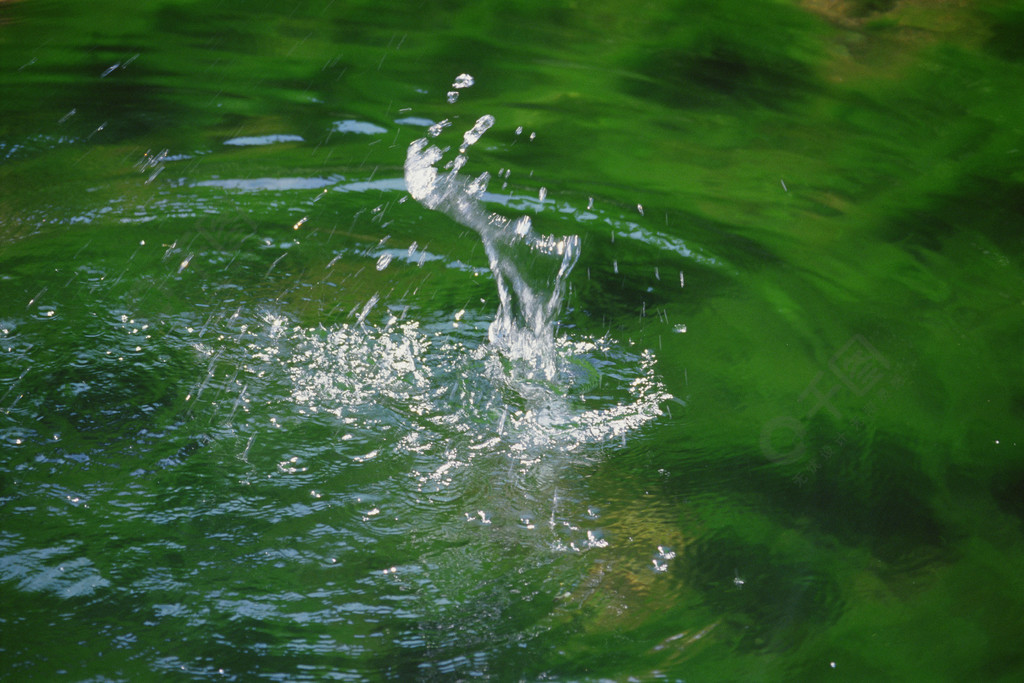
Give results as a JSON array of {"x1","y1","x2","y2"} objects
[{"x1": 2, "y1": 0, "x2": 1023, "y2": 680}]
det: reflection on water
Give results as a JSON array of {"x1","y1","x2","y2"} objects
[{"x1": 2, "y1": 0, "x2": 1024, "y2": 679}]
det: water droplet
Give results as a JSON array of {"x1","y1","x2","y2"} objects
[
  {"x1": 356, "y1": 293, "x2": 380, "y2": 325},
  {"x1": 637, "y1": 204, "x2": 644, "y2": 216},
  {"x1": 513, "y1": 215, "x2": 532, "y2": 238},
  {"x1": 427, "y1": 118, "x2": 451, "y2": 137},
  {"x1": 538, "y1": 187, "x2": 547, "y2": 202},
  {"x1": 674, "y1": 324, "x2": 687, "y2": 334},
  {"x1": 452, "y1": 73, "x2": 475, "y2": 89},
  {"x1": 375, "y1": 253, "x2": 392, "y2": 271},
  {"x1": 467, "y1": 171, "x2": 490, "y2": 196},
  {"x1": 460, "y1": 114, "x2": 495, "y2": 153}
]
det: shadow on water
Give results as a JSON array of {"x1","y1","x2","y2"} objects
[{"x1": 618, "y1": 0, "x2": 825, "y2": 110}]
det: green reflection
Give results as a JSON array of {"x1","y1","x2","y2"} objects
[{"x1": 1, "y1": 0, "x2": 1023, "y2": 680}]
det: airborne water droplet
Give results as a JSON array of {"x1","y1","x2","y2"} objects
[
  {"x1": 467, "y1": 171, "x2": 490, "y2": 197},
  {"x1": 356, "y1": 293, "x2": 380, "y2": 325},
  {"x1": 452, "y1": 73, "x2": 475, "y2": 89},
  {"x1": 460, "y1": 114, "x2": 495, "y2": 153},
  {"x1": 428, "y1": 118, "x2": 451, "y2": 137},
  {"x1": 445, "y1": 74, "x2": 475, "y2": 104}
]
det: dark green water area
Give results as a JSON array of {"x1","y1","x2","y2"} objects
[{"x1": 2, "y1": 0, "x2": 1023, "y2": 680}]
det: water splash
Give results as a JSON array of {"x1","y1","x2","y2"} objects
[
  {"x1": 193, "y1": 82, "x2": 675, "y2": 556},
  {"x1": 405, "y1": 115, "x2": 580, "y2": 381}
]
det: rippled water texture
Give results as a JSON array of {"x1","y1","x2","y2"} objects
[{"x1": 2, "y1": 0, "x2": 1024, "y2": 680}]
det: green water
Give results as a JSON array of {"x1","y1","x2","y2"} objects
[{"x1": 2, "y1": 0, "x2": 1024, "y2": 680}]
